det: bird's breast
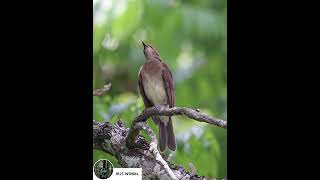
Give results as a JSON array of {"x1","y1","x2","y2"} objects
[{"x1": 142, "y1": 73, "x2": 167, "y2": 105}]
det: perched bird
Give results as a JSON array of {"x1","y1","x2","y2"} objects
[{"x1": 138, "y1": 41, "x2": 176, "y2": 152}]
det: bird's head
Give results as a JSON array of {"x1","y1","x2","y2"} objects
[{"x1": 142, "y1": 41, "x2": 160, "y2": 61}]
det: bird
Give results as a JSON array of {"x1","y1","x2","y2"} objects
[{"x1": 138, "y1": 41, "x2": 176, "y2": 152}]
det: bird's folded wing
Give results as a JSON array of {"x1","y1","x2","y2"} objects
[{"x1": 162, "y1": 62, "x2": 176, "y2": 107}]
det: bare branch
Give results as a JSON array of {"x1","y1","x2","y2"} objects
[
  {"x1": 93, "y1": 84, "x2": 226, "y2": 179},
  {"x1": 134, "y1": 122, "x2": 177, "y2": 180},
  {"x1": 136, "y1": 106, "x2": 226, "y2": 128},
  {"x1": 93, "y1": 83, "x2": 112, "y2": 96},
  {"x1": 126, "y1": 105, "x2": 227, "y2": 147},
  {"x1": 93, "y1": 120, "x2": 209, "y2": 180}
]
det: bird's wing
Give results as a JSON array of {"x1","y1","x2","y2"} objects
[
  {"x1": 162, "y1": 62, "x2": 176, "y2": 107},
  {"x1": 138, "y1": 66, "x2": 153, "y2": 108}
]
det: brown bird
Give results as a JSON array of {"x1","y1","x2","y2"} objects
[{"x1": 138, "y1": 41, "x2": 176, "y2": 152}]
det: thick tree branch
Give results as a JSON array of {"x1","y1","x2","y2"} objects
[
  {"x1": 93, "y1": 83, "x2": 112, "y2": 96},
  {"x1": 93, "y1": 120, "x2": 211, "y2": 180}
]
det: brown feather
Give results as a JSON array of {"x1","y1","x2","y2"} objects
[
  {"x1": 139, "y1": 43, "x2": 176, "y2": 151},
  {"x1": 161, "y1": 62, "x2": 175, "y2": 107},
  {"x1": 161, "y1": 62, "x2": 176, "y2": 151}
]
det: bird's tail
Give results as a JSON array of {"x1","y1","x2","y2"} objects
[
  {"x1": 167, "y1": 117, "x2": 176, "y2": 151},
  {"x1": 158, "y1": 116, "x2": 176, "y2": 152}
]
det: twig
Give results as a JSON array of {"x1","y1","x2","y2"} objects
[{"x1": 93, "y1": 83, "x2": 112, "y2": 96}]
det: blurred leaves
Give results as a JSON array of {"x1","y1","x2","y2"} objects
[{"x1": 93, "y1": 0, "x2": 226, "y2": 179}]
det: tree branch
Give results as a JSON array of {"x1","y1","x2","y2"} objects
[
  {"x1": 93, "y1": 120, "x2": 211, "y2": 180},
  {"x1": 137, "y1": 106, "x2": 227, "y2": 128},
  {"x1": 134, "y1": 122, "x2": 177, "y2": 180},
  {"x1": 126, "y1": 105, "x2": 227, "y2": 147},
  {"x1": 93, "y1": 85, "x2": 226, "y2": 179},
  {"x1": 93, "y1": 83, "x2": 112, "y2": 96}
]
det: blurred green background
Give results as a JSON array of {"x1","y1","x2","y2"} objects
[{"x1": 93, "y1": 0, "x2": 226, "y2": 179}]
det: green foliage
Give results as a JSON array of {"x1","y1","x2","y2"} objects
[{"x1": 93, "y1": 0, "x2": 226, "y2": 179}]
